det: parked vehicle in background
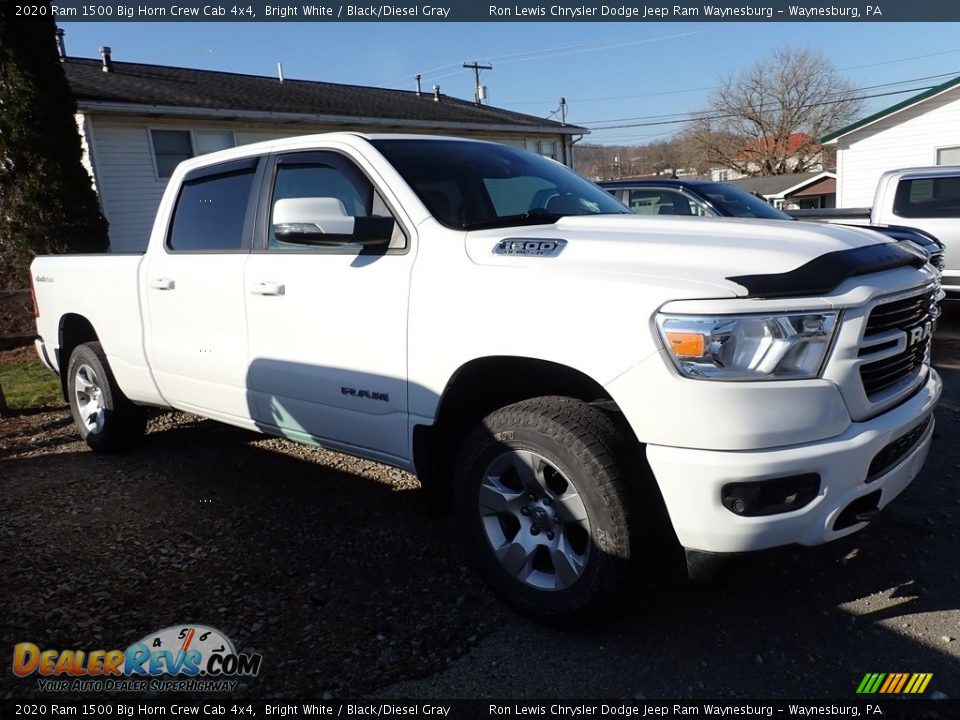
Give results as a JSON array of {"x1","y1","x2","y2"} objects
[
  {"x1": 599, "y1": 178, "x2": 791, "y2": 220},
  {"x1": 30, "y1": 135, "x2": 942, "y2": 624},
  {"x1": 790, "y1": 167, "x2": 960, "y2": 294},
  {"x1": 600, "y1": 178, "x2": 945, "y2": 275}
]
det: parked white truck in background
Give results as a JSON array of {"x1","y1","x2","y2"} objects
[
  {"x1": 31, "y1": 134, "x2": 942, "y2": 623},
  {"x1": 793, "y1": 166, "x2": 960, "y2": 294}
]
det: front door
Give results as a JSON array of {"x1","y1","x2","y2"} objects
[{"x1": 243, "y1": 149, "x2": 414, "y2": 464}]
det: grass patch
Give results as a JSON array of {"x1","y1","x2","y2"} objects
[{"x1": 0, "y1": 350, "x2": 63, "y2": 411}]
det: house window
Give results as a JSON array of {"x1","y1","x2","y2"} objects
[
  {"x1": 151, "y1": 130, "x2": 193, "y2": 179},
  {"x1": 151, "y1": 129, "x2": 236, "y2": 179},
  {"x1": 937, "y1": 146, "x2": 960, "y2": 166},
  {"x1": 195, "y1": 131, "x2": 234, "y2": 155}
]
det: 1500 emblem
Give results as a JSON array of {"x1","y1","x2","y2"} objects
[{"x1": 495, "y1": 238, "x2": 567, "y2": 257}]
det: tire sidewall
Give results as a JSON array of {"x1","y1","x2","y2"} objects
[
  {"x1": 66, "y1": 343, "x2": 123, "y2": 451},
  {"x1": 456, "y1": 420, "x2": 629, "y2": 620}
]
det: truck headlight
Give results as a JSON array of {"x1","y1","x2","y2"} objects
[{"x1": 655, "y1": 312, "x2": 839, "y2": 380}]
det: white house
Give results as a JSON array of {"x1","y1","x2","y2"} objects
[
  {"x1": 822, "y1": 74, "x2": 960, "y2": 207},
  {"x1": 63, "y1": 49, "x2": 585, "y2": 252}
]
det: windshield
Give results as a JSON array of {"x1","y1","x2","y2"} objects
[
  {"x1": 371, "y1": 139, "x2": 629, "y2": 230},
  {"x1": 698, "y1": 183, "x2": 793, "y2": 220}
]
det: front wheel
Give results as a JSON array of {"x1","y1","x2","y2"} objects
[
  {"x1": 455, "y1": 396, "x2": 638, "y2": 624},
  {"x1": 67, "y1": 341, "x2": 146, "y2": 452}
]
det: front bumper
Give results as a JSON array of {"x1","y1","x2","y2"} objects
[{"x1": 645, "y1": 369, "x2": 941, "y2": 553}]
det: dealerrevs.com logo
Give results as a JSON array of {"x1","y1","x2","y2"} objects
[{"x1": 13, "y1": 624, "x2": 262, "y2": 692}]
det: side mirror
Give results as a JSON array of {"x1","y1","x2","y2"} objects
[{"x1": 272, "y1": 197, "x2": 393, "y2": 246}]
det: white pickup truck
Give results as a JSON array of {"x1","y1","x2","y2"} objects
[
  {"x1": 792, "y1": 166, "x2": 960, "y2": 294},
  {"x1": 31, "y1": 134, "x2": 942, "y2": 623}
]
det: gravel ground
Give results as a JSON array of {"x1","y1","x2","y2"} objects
[
  {"x1": 0, "y1": 402, "x2": 502, "y2": 699},
  {"x1": 2, "y1": 329, "x2": 960, "y2": 700}
]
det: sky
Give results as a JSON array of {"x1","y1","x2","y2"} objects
[{"x1": 57, "y1": 21, "x2": 960, "y2": 145}]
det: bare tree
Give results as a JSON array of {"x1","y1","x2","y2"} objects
[{"x1": 690, "y1": 48, "x2": 863, "y2": 176}]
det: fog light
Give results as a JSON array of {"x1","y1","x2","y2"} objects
[{"x1": 721, "y1": 474, "x2": 820, "y2": 517}]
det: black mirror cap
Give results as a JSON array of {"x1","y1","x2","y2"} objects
[{"x1": 352, "y1": 216, "x2": 395, "y2": 245}]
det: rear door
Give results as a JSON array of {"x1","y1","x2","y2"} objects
[
  {"x1": 142, "y1": 157, "x2": 261, "y2": 425},
  {"x1": 243, "y1": 149, "x2": 415, "y2": 464}
]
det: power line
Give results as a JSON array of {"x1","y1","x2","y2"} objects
[
  {"x1": 576, "y1": 71, "x2": 960, "y2": 125},
  {"x1": 577, "y1": 70, "x2": 960, "y2": 125},
  {"x1": 586, "y1": 85, "x2": 937, "y2": 132}
]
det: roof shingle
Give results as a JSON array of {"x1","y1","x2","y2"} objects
[{"x1": 62, "y1": 57, "x2": 583, "y2": 133}]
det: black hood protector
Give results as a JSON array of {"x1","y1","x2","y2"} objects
[{"x1": 728, "y1": 243, "x2": 927, "y2": 299}]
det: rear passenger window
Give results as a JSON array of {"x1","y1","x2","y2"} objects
[
  {"x1": 168, "y1": 168, "x2": 256, "y2": 252},
  {"x1": 893, "y1": 177, "x2": 960, "y2": 219}
]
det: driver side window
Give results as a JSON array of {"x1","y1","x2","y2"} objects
[{"x1": 268, "y1": 153, "x2": 406, "y2": 251}]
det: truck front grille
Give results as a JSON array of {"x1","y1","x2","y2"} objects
[
  {"x1": 863, "y1": 291, "x2": 933, "y2": 336},
  {"x1": 859, "y1": 289, "x2": 937, "y2": 400}
]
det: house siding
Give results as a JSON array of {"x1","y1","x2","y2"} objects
[
  {"x1": 83, "y1": 113, "x2": 570, "y2": 252},
  {"x1": 835, "y1": 88, "x2": 960, "y2": 207}
]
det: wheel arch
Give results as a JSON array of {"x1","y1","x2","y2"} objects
[
  {"x1": 413, "y1": 355, "x2": 631, "y2": 509},
  {"x1": 57, "y1": 314, "x2": 100, "y2": 401}
]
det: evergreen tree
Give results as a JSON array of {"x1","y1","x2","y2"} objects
[{"x1": 0, "y1": 5, "x2": 108, "y2": 290}]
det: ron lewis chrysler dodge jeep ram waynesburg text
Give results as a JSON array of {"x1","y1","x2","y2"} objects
[{"x1": 31, "y1": 134, "x2": 942, "y2": 623}]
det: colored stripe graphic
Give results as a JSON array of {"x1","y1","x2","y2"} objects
[
  {"x1": 893, "y1": 673, "x2": 909, "y2": 693},
  {"x1": 857, "y1": 672, "x2": 932, "y2": 694}
]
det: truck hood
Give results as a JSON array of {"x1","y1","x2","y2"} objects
[{"x1": 465, "y1": 215, "x2": 919, "y2": 299}]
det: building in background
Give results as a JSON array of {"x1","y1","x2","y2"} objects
[
  {"x1": 728, "y1": 171, "x2": 837, "y2": 210},
  {"x1": 64, "y1": 49, "x2": 584, "y2": 252},
  {"x1": 823, "y1": 74, "x2": 960, "y2": 207}
]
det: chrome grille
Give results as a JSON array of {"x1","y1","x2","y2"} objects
[{"x1": 859, "y1": 289, "x2": 937, "y2": 399}]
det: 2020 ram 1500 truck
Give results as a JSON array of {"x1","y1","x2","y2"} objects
[{"x1": 31, "y1": 134, "x2": 942, "y2": 623}]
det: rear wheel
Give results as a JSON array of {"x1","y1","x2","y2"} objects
[
  {"x1": 455, "y1": 396, "x2": 638, "y2": 624},
  {"x1": 67, "y1": 342, "x2": 146, "y2": 452}
]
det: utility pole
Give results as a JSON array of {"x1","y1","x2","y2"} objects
[
  {"x1": 463, "y1": 61, "x2": 492, "y2": 105},
  {"x1": 558, "y1": 97, "x2": 567, "y2": 126}
]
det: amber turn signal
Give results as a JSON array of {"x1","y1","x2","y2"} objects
[{"x1": 665, "y1": 331, "x2": 706, "y2": 358}]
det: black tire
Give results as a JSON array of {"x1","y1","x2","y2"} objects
[
  {"x1": 455, "y1": 396, "x2": 641, "y2": 624},
  {"x1": 66, "y1": 341, "x2": 146, "y2": 453}
]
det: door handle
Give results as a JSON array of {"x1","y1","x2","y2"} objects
[
  {"x1": 250, "y1": 281, "x2": 285, "y2": 296},
  {"x1": 150, "y1": 278, "x2": 175, "y2": 290}
]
